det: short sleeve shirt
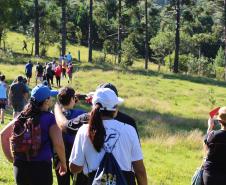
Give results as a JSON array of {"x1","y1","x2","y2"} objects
[
  {"x1": 15, "y1": 112, "x2": 56, "y2": 162},
  {"x1": 69, "y1": 119, "x2": 143, "y2": 174},
  {"x1": 204, "y1": 130, "x2": 226, "y2": 172},
  {"x1": 10, "y1": 82, "x2": 29, "y2": 104}
]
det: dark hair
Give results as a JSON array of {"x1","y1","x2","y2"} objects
[
  {"x1": 0, "y1": 75, "x2": 5, "y2": 81},
  {"x1": 58, "y1": 87, "x2": 75, "y2": 106},
  {"x1": 88, "y1": 104, "x2": 116, "y2": 152},
  {"x1": 98, "y1": 83, "x2": 118, "y2": 96},
  {"x1": 19, "y1": 98, "x2": 46, "y2": 125}
]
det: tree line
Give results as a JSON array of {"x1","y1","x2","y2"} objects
[{"x1": 0, "y1": 0, "x2": 225, "y2": 77}]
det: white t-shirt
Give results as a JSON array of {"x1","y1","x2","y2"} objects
[{"x1": 69, "y1": 119, "x2": 143, "y2": 175}]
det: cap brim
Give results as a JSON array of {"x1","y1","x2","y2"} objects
[
  {"x1": 50, "y1": 90, "x2": 58, "y2": 97},
  {"x1": 117, "y1": 97, "x2": 124, "y2": 104}
]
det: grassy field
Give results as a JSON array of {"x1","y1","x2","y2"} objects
[{"x1": 1, "y1": 32, "x2": 226, "y2": 184}]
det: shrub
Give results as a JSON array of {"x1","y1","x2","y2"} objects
[
  {"x1": 121, "y1": 37, "x2": 137, "y2": 67},
  {"x1": 214, "y1": 47, "x2": 224, "y2": 67}
]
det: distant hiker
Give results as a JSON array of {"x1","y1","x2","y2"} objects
[
  {"x1": 46, "y1": 63, "x2": 54, "y2": 86},
  {"x1": 66, "y1": 63, "x2": 73, "y2": 84},
  {"x1": 203, "y1": 107, "x2": 226, "y2": 185},
  {"x1": 0, "y1": 75, "x2": 8, "y2": 124},
  {"x1": 8, "y1": 76, "x2": 29, "y2": 118},
  {"x1": 55, "y1": 64, "x2": 62, "y2": 88},
  {"x1": 66, "y1": 52, "x2": 72, "y2": 63},
  {"x1": 35, "y1": 62, "x2": 44, "y2": 85},
  {"x1": 22, "y1": 40, "x2": 28, "y2": 52},
  {"x1": 54, "y1": 87, "x2": 86, "y2": 185},
  {"x1": 25, "y1": 60, "x2": 33, "y2": 85},
  {"x1": 61, "y1": 59, "x2": 67, "y2": 79},
  {"x1": 69, "y1": 88, "x2": 147, "y2": 185},
  {"x1": 2, "y1": 85, "x2": 67, "y2": 185}
]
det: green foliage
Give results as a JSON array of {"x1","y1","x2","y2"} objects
[
  {"x1": 214, "y1": 47, "x2": 224, "y2": 67},
  {"x1": 121, "y1": 37, "x2": 137, "y2": 67}
]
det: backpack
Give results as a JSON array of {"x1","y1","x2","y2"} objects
[
  {"x1": 90, "y1": 139, "x2": 128, "y2": 185},
  {"x1": 10, "y1": 115, "x2": 41, "y2": 161}
]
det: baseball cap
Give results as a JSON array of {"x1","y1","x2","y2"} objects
[
  {"x1": 31, "y1": 84, "x2": 58, "y2": 103},
  {"x1": 92, "y1": 88, "x2": 123, "y2": 111}
]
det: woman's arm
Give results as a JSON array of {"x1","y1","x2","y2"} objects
[
  {"x1": 69, "y1": 163, "x2": 83, "y2": 174},
  {"x1": 132, "y1": 159, "x2": 148, "y2": 185},
  {"x1": 54, "y1": 103, "x2": 68, "y2": 132},
  {"x1": 49, "y1": 124, "x2": 67, "y2": 174},
  {"x1": 0, "y1": 121, "x2": 14, "y2": 163}
]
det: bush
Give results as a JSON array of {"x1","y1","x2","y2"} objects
[
  {"x1": 121, "y1": 37, "x2": 137, "y2": 67},
  {"x1": 165, "y1": 54, "x2": 215, "y2": 77},
  {"x1": 214, "y1": 47, "x2": 224, "y2": 67},
  {"x1": 215, "y1": 67, "x2": 225, "y2": 80}
]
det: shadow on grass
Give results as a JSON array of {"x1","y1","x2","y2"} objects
[
  {"x1": 126, "y1": 68, "x2": 226, "y2": 88},
  {"x1": 119, "y1": 106, "x2": 207, "y2": 138}
]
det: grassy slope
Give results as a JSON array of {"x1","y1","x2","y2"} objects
[{"x1": 1, "y1": 32, "x2": 226, "y2": 184}]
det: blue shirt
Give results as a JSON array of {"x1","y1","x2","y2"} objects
[{"x1": 25, "y1": 63, "x2": 33, "y2": 74}]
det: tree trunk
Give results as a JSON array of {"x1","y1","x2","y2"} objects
[
  {"x1": 173, "y1": 0, "x2": 180, "y2": 73},
  {"x1": 145, "y1": 0, "x2": 149, "y2": 69},
  {"x1": 88, "y1": 0, "x2": 93, "y2": 63},
  {"x1": 118, "y1": 0, "x2": 122, "y2": 64},
  {"x1": 0, "y1": 28, "x2": 2, "y2": 48},
  {"x1": 31, "y1": 43, "x2": 34, "y2": 56},
  {"x1": 34, "y1": 0, "x2": 39, "y2": 56},
  {"x1": 61, "y1": 0, "x2": 67, "y2": 56}
]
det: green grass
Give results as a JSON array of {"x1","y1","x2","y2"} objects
[{"x1": 1, "y1": 32, "x2": 226, "y2": 184}]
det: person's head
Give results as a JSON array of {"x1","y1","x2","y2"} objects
[
  {"x1": 28, "y1": 60, "x2": 31, "y2": 64},
  {"x1": 97, "y1": 83, "x2": 118, "y2": 96},
  {"x1": 88, "y1": 88, "x2": 124, "y2": 152},
  {"x1": 0, "y1": 75, "x2": 5, "y2": 82},
  {"x1": 57, "y1": 87, "x2": 78, "y2": 109},
  {"x1": 69, "y1": 52, "x2": 71, "y2": 54},
  {"x1": 217, "y1": 107, "x2": 226, "y2": 127},
  {"x1": 30, "y1": 84, "x2": 57, "y2": 111},
  {"x1": 23, "y1": 77, "x2": 27, "y2": 84},
  {"x1": 17, "y1": 76, "x2": 24, "y2": 83}
]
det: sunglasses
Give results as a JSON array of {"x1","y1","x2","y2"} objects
[{"x1": 73, "y1": 95, "x2": 79, "y2": 103}]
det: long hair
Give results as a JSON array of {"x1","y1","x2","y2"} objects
[
  {"x1": 88, "y1": 103, "x2": 106, "y2": 152},
  {"x1": 19, "y1": 98, "x2": 45, "y2": 125}
]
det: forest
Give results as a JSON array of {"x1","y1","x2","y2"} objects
[{"x1": 0, "y1": 0, "x2": 225, "y2": 79}]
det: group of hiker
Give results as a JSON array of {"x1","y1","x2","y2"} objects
[
  {"x1": 0, "y1": 79, "x2": 148, "y2": 185},
  {"x1": 25, "y1": 52, "x2": 74, "y2": 87}
]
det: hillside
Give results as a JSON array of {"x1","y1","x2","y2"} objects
[{"x1": 1, "y1": 32, "x2": 226, "y2": 184}]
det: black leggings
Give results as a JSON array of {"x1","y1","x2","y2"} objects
[
  {"x1": 14, "y1": 160, "x2": 53, "y2": 185},
  {"x1": 56, "y1": 76, "x2": 61, "y2": 87}
]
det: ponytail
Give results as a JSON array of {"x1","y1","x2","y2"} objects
[
  {"x1": 88, "y1": 104, "x2": 106, "y2": 152},
  {"x1": 19, "y1": 98, "x2": 45, "y2": 125}
]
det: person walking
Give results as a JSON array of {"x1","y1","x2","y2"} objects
[
  {"x1": 2, "y1": 84, "x2": 67, "y2": 185},
  {"x1": 35, "y1": 62, "x2": 44, "y2": 85},
  {"x1": 55, "y1": 64, "x2": 62, "y2": 88},
  {"x1": 25, "y1": 61, "x2": 33, "y2": 85},
  {"x1": 66, "y1": 63, "x2": 73, "y2": 84},
  {"x1": 203, "y1": 107, "x2": 226, "y2": 185},
  {"x1": 46, "y1": 63, "x2": 54, "y2": 86},
  {"x1": 0, "y1": 75, "x2": 8, "y2": 124},
  {"x1": 8, "y1": 76, "x2": 29, "y2": 118},
  {"x1": 69, "y1": 88, "x2": 147, "y2": 185},
  {"x1": 54, "y1": 87, "x2": 86, "y2": 185}
]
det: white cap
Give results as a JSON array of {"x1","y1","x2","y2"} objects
[{"x1": 92, "y1": 88, "x2": 124, "y2": 111}]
